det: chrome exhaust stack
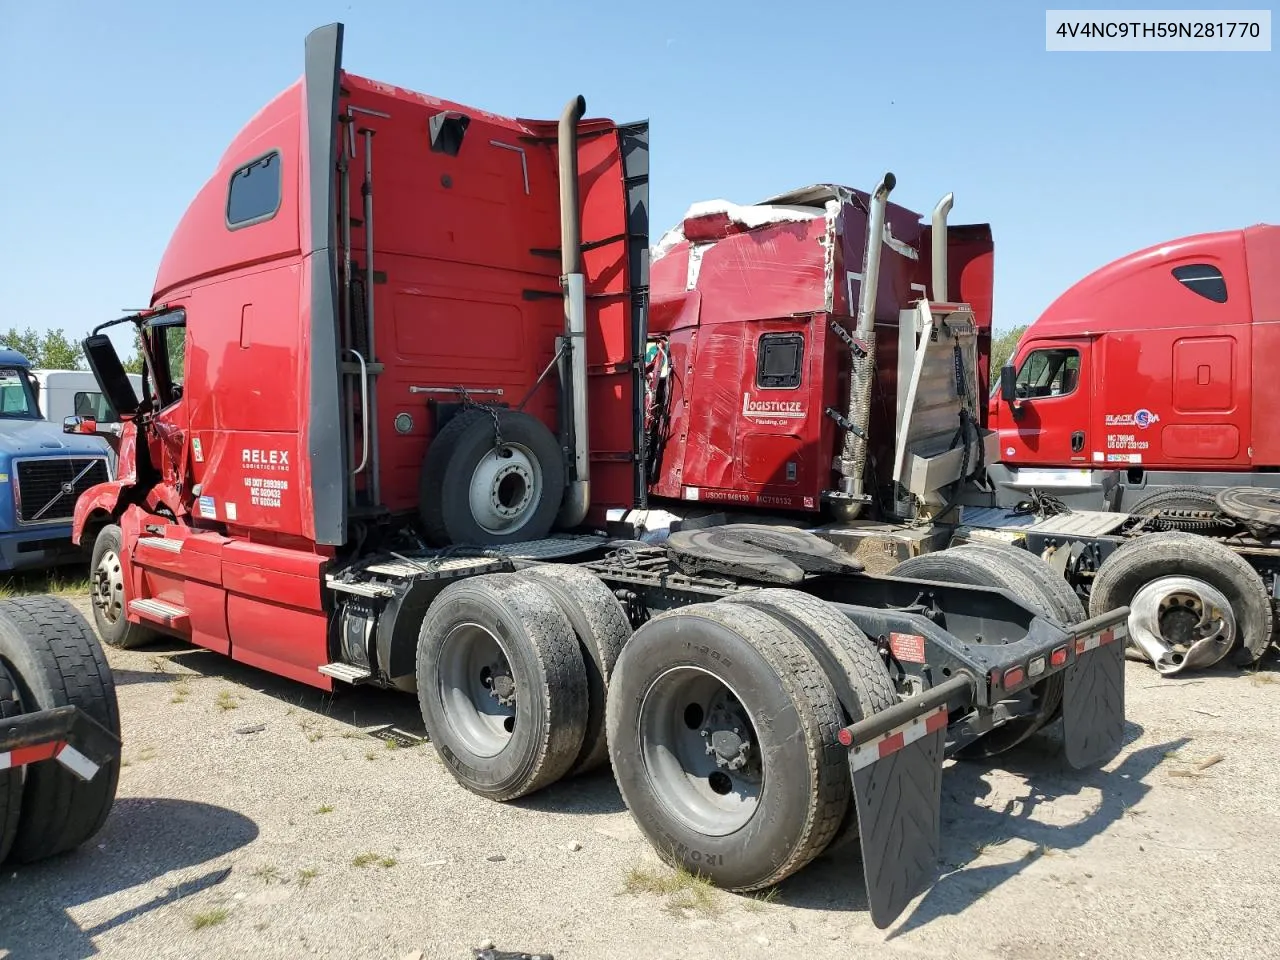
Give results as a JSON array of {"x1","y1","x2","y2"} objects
[
  {"x1": 931, "y1": 192, "x2": 953, "y2": 302},
  {"x1": 556, "y1": 95, "x2": 590, "y2": 529},
  {"x1": 830, "y1": 172, "x2": 894, "y2": 521}
]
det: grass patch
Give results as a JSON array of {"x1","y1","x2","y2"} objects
[
  {"x1": 622, "y1": 864, "x2": 721, "y2": 915},
  {"x1": 251, "y1": 864, "x2": 282, "y2": 884},
  {"x1": 297, "y1": 867, "x2": 319, "y2": 887},
  {"x1": 0, "y1": 572, "x2": 91, "y2": 600},
  {"x1": 171, "y1": 677, "x2": 192, "y2": 705},
  {"x1": 315, "y1": 804, "x2": 334, "y2": 815},
  {"x1": 121, "y1": 746, "x2": 157, "y2": 768},
  {"x1": 192, "y1": 907, "x2": 229, "y2": 929},
  {"x1": 351, "y1": 852, "x2": 396, "y2": 869},
  {"x1": 298, "y1": 717, "x2": 326, "y2": 743},
  {"x1": 365, "y1": 749, "x2": 379, "y2": 761},
  {"x1": 216, "y1": 690, "x2": 238, "y2": 712}
]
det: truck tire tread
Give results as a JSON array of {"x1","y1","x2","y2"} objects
[
  {"x1": 607, "y1": 601, "x2": 847, "y2": 891},
  {"x1": 0, "y1": 595, "x2": 120, "y2": 863},
  {"x1": 950, "y1": 542, "x2": 1087, "y2": 622},
  {"x1": 0, "y1": 669, "x2": 22, "y2": 862},
  {"x1": 1128, "y1": 486, "x2": 1221, "y2": 516},
  {"x1": 517, "y1": 564, "x2": 631, "y2": 776},
  {"x1": 416, "y1": 573, "x2": 589, "y2": 801},
  {"x1": 1088, "y1": 530, "x2": 1273, "y2": 666},
  {"x1": 717, "y1": 587, "x2": 896, "y2": 853}
]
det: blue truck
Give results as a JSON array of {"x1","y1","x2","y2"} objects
[{"x1": 0, "y1": 347, "x2": 114, "y2": 572}]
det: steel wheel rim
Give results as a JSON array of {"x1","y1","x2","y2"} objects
[
  {"x1": 638, "y1": 666, "x2": 762, "y2": 837},
  {"x1": 437, "y1": 621, "x2": 517, "y2": 757},
  {"x1": 1130, "y1": 575, "x2": 1236, "y2": 673},
  {"x1": 93, "y1": 549, "x2": 125, "y2": 625},
  {"x1": 468, "y1": 442, "x2": 541, "y2": 536}
]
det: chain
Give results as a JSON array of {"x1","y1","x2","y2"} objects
[{"x1": 456, "y1": 385, "x2": 504, "y2": 449}]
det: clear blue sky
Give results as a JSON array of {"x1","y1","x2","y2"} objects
[{"x1": 2, "y1": 0, "x2": 1275, "y2": 348}]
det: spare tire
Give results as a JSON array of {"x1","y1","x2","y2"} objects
[
  {"x1": 1089, "y1": 530, "x2": 1272, "y2": 668},
  {"x1": 420, "y1": 408, "x2": 565, "y2": 547}
]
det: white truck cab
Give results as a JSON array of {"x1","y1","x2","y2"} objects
[{"x1": 29, "y1": 369, "x2": 143, "y2": 425}]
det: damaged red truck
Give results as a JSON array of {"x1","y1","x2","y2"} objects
[{"x1": 50, "y1": 22, "x2": 1132, "y2": 925}]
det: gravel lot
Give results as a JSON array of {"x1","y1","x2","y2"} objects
[{"x1": 2, "y1": 594, "x2": 1278, "y2": 960}]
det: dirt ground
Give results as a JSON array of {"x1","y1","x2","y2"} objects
[{"x1": 2, "y1": 594, "x2": 1278, "y2": 960}]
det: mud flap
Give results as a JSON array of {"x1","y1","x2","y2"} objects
[
  {"x1": 850, "y1": 707, "x2": 948, "y2": 929},
  {"x1": 1061, "y1": 625, "x2": 1127, "y2": 769}
]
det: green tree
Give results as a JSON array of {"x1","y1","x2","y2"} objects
[
  {"x1": 0, "y1": 326, "x2": 87, "y2": 369},
  {"x1": 120, "y1": 326, "x2": 146, "y2": 375},
  {"x1": 991, "y1": 324, "x2": 1028, "y2": 372}
]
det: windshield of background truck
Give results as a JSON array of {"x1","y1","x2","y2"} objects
[{"x1": 0, "y1": 368, "x2": 39, "y2": 419}]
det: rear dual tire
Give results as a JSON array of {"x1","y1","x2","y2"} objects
[
  {"x1": 890, "y1": 544, "x2": 1082, "y2": 758},
  {"x1": 418, "y1": 571, "x2": 898, "y2": 891},
  {"x1": 606, "y1": 601, "x2": 851, "y2": 891}
]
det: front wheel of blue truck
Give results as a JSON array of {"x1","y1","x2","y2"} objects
[
  {"x1": 88, "y1": 524, "x2": 156, "y2": 650},
  {"x1": 0, "y1": 596, "x2": 122, "y2": 864}
]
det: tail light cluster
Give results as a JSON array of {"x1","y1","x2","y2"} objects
[{"x1": 990, "y1": 643, "x2": 1070, "y2": 693}]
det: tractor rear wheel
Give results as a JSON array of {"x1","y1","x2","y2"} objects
[
  {"x1": 0, "y1": 596, "x2": 121, "y2": 864},
  {"x1": 889, "y1": 548, "x2": 1071, "y2": 758},
  {"x1": 517, "y1": 564, "x2": 631, "y2": 776},
  {"x1": 416, "y1": 574, "x2": 588, "y2": 801},
  {"x1": 606, "y1": 602, "x2": 847, "y2": 891},
  {"x1": 716, "y1": 587, "x2": 896, "y2": 851},
  {"x1": 0, "y1": 665, "x2": 23, "y2": 863},
  {"x1": 419, "y1": 408, "x2": 565, "y2": 547}
]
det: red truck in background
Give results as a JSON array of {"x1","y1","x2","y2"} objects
[
  {"x1": 959, "y1": 225, "x2": 1280, "y2": 678},
  {"x1": 56, "y1": 22, "x2": 1132, "y2": 928},
  {"x1": 986, "y1": 223, "x2": 1280, "y2": 513}
]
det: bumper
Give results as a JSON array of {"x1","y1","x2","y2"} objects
[
  {"x1": 0, "y1": 527, "x2": 88, "y2": 573},
  {"x1": 838, "y1": 605, "x2": 1130, "y2": 929},
  {"x1": 0, "y1": 704, "x2": 121, "y2": 782}
]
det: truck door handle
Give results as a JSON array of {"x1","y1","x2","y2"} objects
[{"x1": 1071, "y1": 430, "x2": 1085, "y2": 453}]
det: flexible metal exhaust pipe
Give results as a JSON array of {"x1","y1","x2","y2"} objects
[
  {"x1": 931, "y1": 192, "x2": 953, "y2": 302},
  {"x1": 556, "y1": 95, "x2": 590, "y2": 529},
  {"x1": 831, "y1": 172, "x2": 895, "y2": 522}
]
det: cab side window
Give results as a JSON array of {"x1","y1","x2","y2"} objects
[{"x1": 1015, "y1": 347, "x2": 1080, "y2": 399}]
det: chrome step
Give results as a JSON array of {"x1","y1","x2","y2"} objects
[
  {"x1": 128, "y1": 598, "x2": 188, "y2": 624},
  {"x1": 318, "y1": 662, "x2": 373, "y2": 684},
  {"x1": 137, "y1": 536, "x2": 183, "y2": 553}
]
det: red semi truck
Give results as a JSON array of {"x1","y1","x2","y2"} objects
[
  {"x1": 986, "y1": 223, "x2": 1280, "y2": 512},
  {"x1": 62, "y1": 22, "x2": 1131, "y2": 927},
  {"x1": 956, "y1": 225, "x2": 1280, "y2": 676}
]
